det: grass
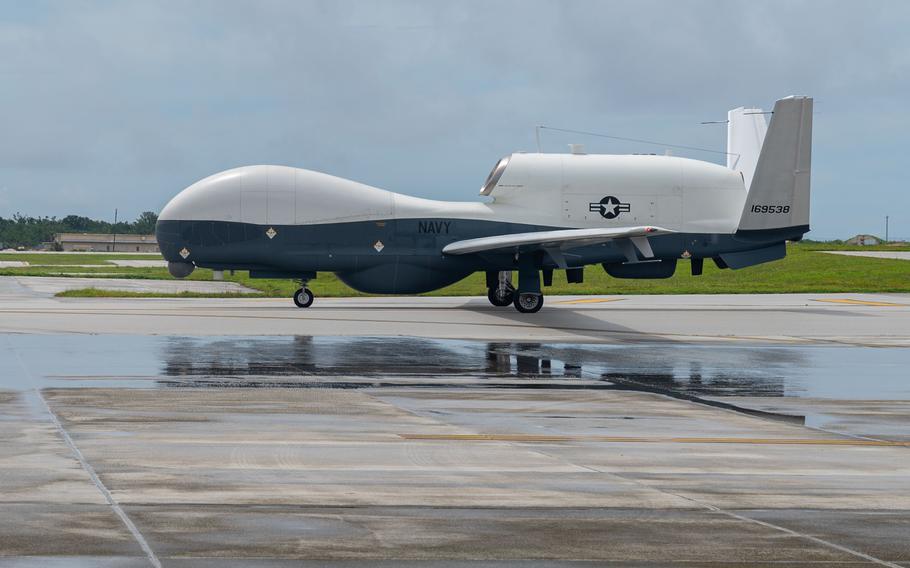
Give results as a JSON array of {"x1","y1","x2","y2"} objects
[{"x1": 12, "y1": 242, "x2": 906, "y2": 299}]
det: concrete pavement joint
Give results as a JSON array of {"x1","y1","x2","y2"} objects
[
  {"x1": 388, "y1": 384, "x2": 909, "y2": 567},
  {"x1": 10, "y1": 347, "x2": 162, "y2": 568},
  {"x1": 714, "y1": 507, "x2": 904, "y2": 568},
  {"x1": 521, "y1": 437, "x2": 904, "y2": 567}
]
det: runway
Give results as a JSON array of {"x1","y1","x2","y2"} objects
[{"x1": 2, "y1": 279, "x2": 910, "y2": 566}]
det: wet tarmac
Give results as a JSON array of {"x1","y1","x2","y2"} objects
[
  {"x1": 2, "y1": 334, "x2": 907, "y2": 393},
  {"x1": 4, "y1": 334, "x2": 909, "y2": 433},
  {"x1": 3, "y1": 328, "x2": 910, "y2": 565}
]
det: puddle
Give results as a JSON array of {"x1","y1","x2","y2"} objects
[{"x1": 0, "y1": 334, "x2": 907, "y2": 401}]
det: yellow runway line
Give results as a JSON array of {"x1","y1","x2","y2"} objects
[
  {"x1": 399, "y1": 433, "x2": 910, "y2": 447},
  {"x1": 555, "y1": 298, "x2": 624, "y2": 304},
  {"x1": 813, "y1": 298, "x2": 907, "y2": 307}
]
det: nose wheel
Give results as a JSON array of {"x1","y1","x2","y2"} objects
[
  {"x1": 293, "y1": 287, "x2": 314, "y2": 308},
  {"x1": 487, "y1": 286, "x2": 515, "y2": 307}
]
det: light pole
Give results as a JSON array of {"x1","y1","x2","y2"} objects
[
  {"x1": 885, "y1": 215, "x2": 889, "y2": 243},
  {"x1": 112, "y1": 208, "x2": 118, "y2": 252}
]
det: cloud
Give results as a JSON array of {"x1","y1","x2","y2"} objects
[{"x1": 0, "y1": 0, "x2": 908, "y2": 238}]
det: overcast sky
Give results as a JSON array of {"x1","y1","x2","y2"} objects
[{"x1": 1, "y1": 0, "x2": 907, "y2": 239}]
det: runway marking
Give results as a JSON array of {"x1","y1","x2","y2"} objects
[
  {"x1": 554, "y1": 298, "x2": 625, "y2": 304},
  {"x1": 399, "y1": 433, "x2": 910, "y2": 447},
  {"x1": 813, "y1": 298, "x2": 907, "y2": 307},
  {"x1": 8, "y1": 344, "x2": 162, "y2": 568}
]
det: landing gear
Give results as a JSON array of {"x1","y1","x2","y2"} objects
[
  {"x1": 512, "y1": 254, "x2": 544, "y2": 314},
  {"x1": 513, "y1": 292, "x2": 544, "y2": 313},
  {"x1": 293, "y1": 287, "x2": 314, "y2": 308},
  {"x1": 487, "y1": 287, "x2": 514, "y2": 306},
  {"x1": 486, "y1": 270, "x2": 515, "y2": 307}
]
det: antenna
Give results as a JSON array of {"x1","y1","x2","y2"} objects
[
  {"x1": 537, "y1": 125, "x2": 736, "y2": 157},
  {"x1": 112, "y1": 208, "x2": 118, "y2": 252}
]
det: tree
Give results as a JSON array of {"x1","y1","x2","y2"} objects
[
  {"x1": 132, "y1": 211, "x2": 158, "y2": 234},
  {"x1": 0, "y1": 210, "x2": 161, "y2": 248},
  {"x1": 61, "y1": 215, "x2": 93, "y2": 232}
]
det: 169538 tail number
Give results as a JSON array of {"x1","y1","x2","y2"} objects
[{"x1": 750, "y1": 204, "x2": 790, "y2": 214}]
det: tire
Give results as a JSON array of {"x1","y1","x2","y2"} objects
[
  {"x1": 513, "y1": 293, "x2": 543, "y2": 313},
  {"x1": 293, "y1": 287, "x2": 314, "y2": 308},
  {"x1": 487, "y1": 287, "x2": 514, "y2": 307}
]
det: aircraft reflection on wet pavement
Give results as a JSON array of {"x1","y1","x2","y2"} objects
[
  {"x1": 159, "y1": 336, "x2": 827, "y2": 398},
  {"x1": 3, "y1": 333, "x2": 908, "y2": 433},
  {"x1": 3, "y1": 334, "x2": 907, "y2": 401},
  {"x1": 154, "y1": 336, "x2": 910, "y2": 429}
]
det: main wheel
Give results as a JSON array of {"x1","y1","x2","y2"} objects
[
  {"x1": 487, "y1": 287, "x2": 514, "y2": 307},
  {"x1": 513, "y1": 292, "x2": 543, "y2": 313},
  {"x1": 293, "y1": 287, "x2": 314, "y2": 308}
]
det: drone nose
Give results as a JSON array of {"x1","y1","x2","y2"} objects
[{"x1": 154, "y1": 217, "x2": 187, "y2": 264}]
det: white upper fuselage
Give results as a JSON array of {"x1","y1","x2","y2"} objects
[{"x1": 159, "y1": 153, "x2": 746, "y2": 234}]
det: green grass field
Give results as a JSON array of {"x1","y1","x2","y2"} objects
[{"x1": 1, "y1": 243, "x2": 908, "y2": 298}]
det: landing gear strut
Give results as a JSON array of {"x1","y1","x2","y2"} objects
[
  {"x1": 486, "y1": 270, "x2": 515, "y2": 307},
  {"x1": 293, "y1": 285, "x2": 314, "y2": 308},
  {"x1": 513, "y1": 254, "x2": 544, "y2": 314}
]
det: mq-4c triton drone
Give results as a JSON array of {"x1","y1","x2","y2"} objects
[{"x1": 156, "y1": 96, "x2": 812, "y2": 313}]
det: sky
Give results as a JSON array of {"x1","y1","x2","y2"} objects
[{"x1": 0, "y1": 0, "x2": 907, "y2": 240}]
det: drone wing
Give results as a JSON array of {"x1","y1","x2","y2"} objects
[{"x1": 442, "y1": 226, "x2": 674, "y2": 266}]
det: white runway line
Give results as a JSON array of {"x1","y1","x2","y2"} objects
[{"x1": 11, "y1": 347, "x2": 162, "y2": 568}]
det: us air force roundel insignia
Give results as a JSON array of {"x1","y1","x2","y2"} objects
[{"x1": 589, "y1": 196, "x2": 631, "y2": 219}]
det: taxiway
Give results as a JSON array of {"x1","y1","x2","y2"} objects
[{"x1": 1, "y1": 276, "x2": 909, "y2": 345}]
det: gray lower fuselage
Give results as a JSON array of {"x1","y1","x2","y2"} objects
[{"x1": 155, "y1": 218, "x2": 798, "y2": 294}]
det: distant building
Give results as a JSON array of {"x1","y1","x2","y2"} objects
[
  {"x1": 54, "y1": 233, "x2": 159, "y2": 253},
  {"x1": 845, "y1": 234, "x2": 882, "y2": 246}
]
